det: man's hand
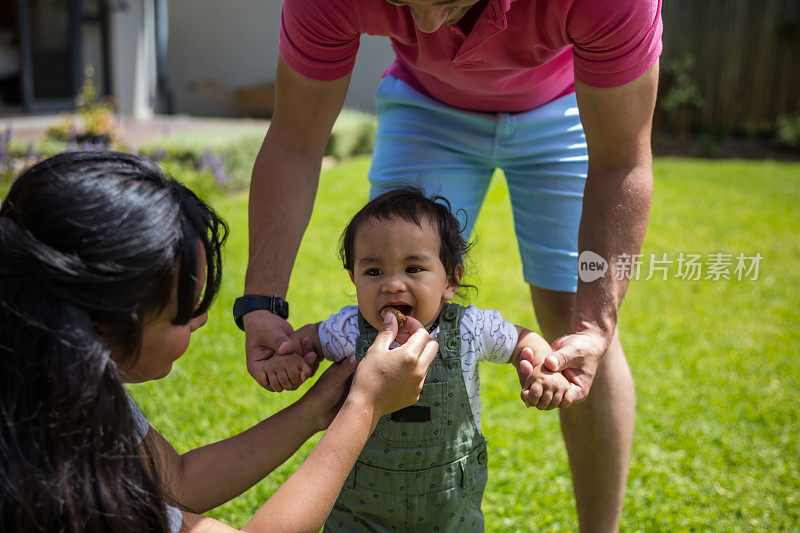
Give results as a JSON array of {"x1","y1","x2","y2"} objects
[
  {"x1": 542, "y1": 330, "x2": 609, "y2": 403},
  {"x1": 516, "y1": 347, "x2": 578, "y2": 410},
  {"x1": 244, "y1": 310, "x2": 319, "y2": 391}
]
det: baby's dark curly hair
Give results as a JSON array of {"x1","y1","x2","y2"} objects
[{"x1": 340, "y1": 186, "x2": 473, "y2": 293}]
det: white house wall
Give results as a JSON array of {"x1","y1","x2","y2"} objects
[
  {"x1": 167, "y1": 0, "x2": 394, "y2": 116},
  {"x1": 109, "y1": 0, "x2": 157, "y2": 118}
]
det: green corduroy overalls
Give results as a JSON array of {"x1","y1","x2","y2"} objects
[{"x1": 325, "y1": 303, "x2": 489, "y2": 532}]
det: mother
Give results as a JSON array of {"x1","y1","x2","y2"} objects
[{"x1": 0, "y1": 151, "x2": 437, "y2": 532}]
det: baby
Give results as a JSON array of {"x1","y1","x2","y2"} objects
[{"x1": 265, "y1": 186, "x2": 575, "y2": 532}]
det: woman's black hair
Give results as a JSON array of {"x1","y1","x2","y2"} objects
[
  {"x1": 0, "y1": 151, "x2": 227, "y2": 531},
  {"x1": 340, "y1": 186, "x2": 473, "y2": 295}
]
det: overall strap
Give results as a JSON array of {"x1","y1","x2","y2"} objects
[
  {"x1": 437, "y1": 302, "x2": 467, "y2": 361},
  {"x1": 355, "y1": 311, "x2": 378, "y2": 361}
]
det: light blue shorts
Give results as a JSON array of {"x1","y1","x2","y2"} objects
[{"x1": 368, "y1": 76, "x2": 588, "y2": 293}]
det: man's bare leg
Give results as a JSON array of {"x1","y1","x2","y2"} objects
[{"x1": 531, "y1": 286, "x2": 635, "y2": 533}]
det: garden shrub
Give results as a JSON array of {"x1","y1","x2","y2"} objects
[
  {"x1": 138, "y1": 128, "x2": 265, "y2": 191},
  {"x1": 8, "y1": 138, "x2": 69, "y2": 159},
  {"x1": 46, "y1": 66, "x2": 120, "y2": 145},
  {"x1": 1, "y1": 108, "x2": 377, "y2": 201},
  {"x1": 775, "y1": 114, "x2": 800, "y2": 150},
  {"x1": 325, "y1": 109, "x2": 378, "y2": 160},
  {"x1": 138, "y1": 108, "x2": 378, "y2": 192}
]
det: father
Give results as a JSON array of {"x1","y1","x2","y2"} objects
[{"x1": 238, "y1": 0, "x2": 661, "y2": 530}]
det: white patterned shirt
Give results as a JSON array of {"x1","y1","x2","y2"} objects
[{"x1": 318, "y1": 305, "x2": 518, "y2": 431}]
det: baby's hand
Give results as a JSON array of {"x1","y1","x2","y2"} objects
[
  {"x1": 263, "y1": 353, "x2": 315, "y2": 392},
  {"x1": 517, "y1": 347, "x2": 576, "y2": 410}
]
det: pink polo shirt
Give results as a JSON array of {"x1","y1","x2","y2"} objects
[{"x1": 279, "y1": 0, "x2": 661, "y2": 113}]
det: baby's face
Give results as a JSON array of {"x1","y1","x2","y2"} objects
[{"x1": 350, "y1": 216, "x2": 459, "y2": 331}]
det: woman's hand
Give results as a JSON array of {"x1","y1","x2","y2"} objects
[
  {"x1": 300, "y1": 356, "x2": 359, "y2": 431},
  {"x1": 350, "y1": 313, "x2": 438, "y2": 423}
]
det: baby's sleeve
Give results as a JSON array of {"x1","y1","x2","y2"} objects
[
  {"x1": 317, "y1": 305, "x2": 359, "y2": 362},
  {"x1": 460, "y1": 306, "x2": 518, "y2": 364}
]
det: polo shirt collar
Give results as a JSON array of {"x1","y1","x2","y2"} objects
[{"x1": 454, "y1": 0, "x2": 516, "y2": 60}]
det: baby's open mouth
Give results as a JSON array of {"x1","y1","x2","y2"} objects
[{"x1": 380, "y1": 304, "x2": 413, "y2": 326}]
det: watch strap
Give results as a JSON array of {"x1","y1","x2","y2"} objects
[{"x1": 233, "y1": 295, "x2": 289, "y2": 330}]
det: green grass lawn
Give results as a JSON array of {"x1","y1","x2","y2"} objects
[{"x1": 129, "y1": 156, "x2": 800, "y2": 531}]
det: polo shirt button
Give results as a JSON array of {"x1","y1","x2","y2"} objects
[{"x1": 444, "y1": 309, "x2": 457, "y2": 320}]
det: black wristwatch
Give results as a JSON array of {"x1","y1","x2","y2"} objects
[{"x1": 233, "y1": 295, "x2": 289, "y2": 331}]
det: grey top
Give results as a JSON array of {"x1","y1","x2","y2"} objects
[{"x1": 128, "y1": 394, "x2": 184, "y2": 533}]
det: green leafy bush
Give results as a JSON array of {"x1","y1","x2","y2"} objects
[
  {"x1": 138, "y1": 108, "x2": 378, "y2": 192},
  {"x1": 8, "y1": 138, "x2": 69, "y2": 159},
  {"x1": 661, "y1": 54, "x2": 704, "y2": 112},
  {"x1": 775, "y1": 114, "x2": 800, "y2": 149},
  {"x1": 325, "y1": 109, "x2": 377, "y2": 160},
  {"x1": 160, "y1": 159, "x2": 223, "y2": 202},
  {"x1": 138, "y1": 128, "x2": 265, "y2": 191},
  {"x1": 2, "y1": 108, "x2": 377, "y2": 201},
  {"x1": 46, "y1": 66, "x2": 120, "y2": 145}
]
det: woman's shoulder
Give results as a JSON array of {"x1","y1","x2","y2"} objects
[{"x1": 126, "y1": 393, "x2": 151, "y2": 445}]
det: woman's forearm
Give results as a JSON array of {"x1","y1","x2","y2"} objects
[
  {"x1": 167, "y1": 398, "x2": 321, "y2": 513},
  {"x1": 242, "y1": 393, "x2": 379, "y2": 532}
]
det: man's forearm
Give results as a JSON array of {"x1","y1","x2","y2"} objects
[
  {"x1": 244, "y1": 133, "x2": 322, "y2": 297},
  {"x1": 572, "y1": 162, "x2": 653, "y2": 343},
  {"x1": 571, "y1": 64, "x2": 658, "y2": 347}
]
